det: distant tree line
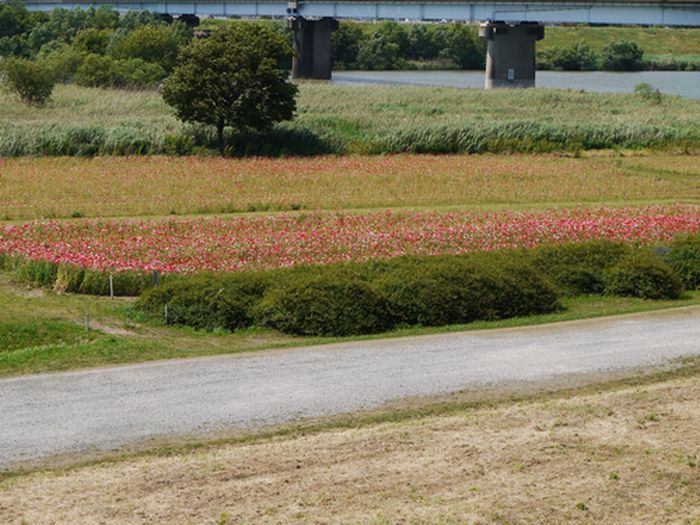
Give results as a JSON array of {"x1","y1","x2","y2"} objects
[
  {"x1": 0, "y1": 0, "x2": 191, "y2": 96},
  {"x1": 538, "y1": 41, "x2": 647, "y2": 71},
  {"x1": 1, "y1": 0, "x2": 696, "y2": 106},
  {"x1": 331, "y1": 21, "x2": 485, "y2": 70}
]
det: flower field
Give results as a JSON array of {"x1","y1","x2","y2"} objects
[
  {"x1": 2, "y1": 154, "x2": 697, "y2": 220},
  {"x1": 1, "y1": 206, "x2": 698, "y2": 274}
]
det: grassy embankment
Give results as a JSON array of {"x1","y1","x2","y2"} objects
[
  {"x1": 1, "y1": 83, "x2": 699, "y2": 156},
  {"x1": 540, "y1": 25, "x2": 700, "y2": 66},
  {"x1": 2, "y1": 351, "x2": 699, "y2": 523},
  {"x1": 2, "y1": 269, "x2": 698, "y2": 378},
  {"x1": 1, "y1": 153, "x2": 699, "y2": 376}
]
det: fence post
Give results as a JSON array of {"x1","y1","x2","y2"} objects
[
  {"x1": 152, "y1": 269, "x2": 159, "y2": 286},
  {"x1": 109, "y1": 273, "x2": 114, "y2": 299}
]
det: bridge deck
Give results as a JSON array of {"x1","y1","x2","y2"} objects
[{"x1": 18, "y1": 0, "x2": 700, "y2": 26}]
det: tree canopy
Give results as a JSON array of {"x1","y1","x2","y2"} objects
[
  {"x1": 161, "y1": 24, "x2": 297, "y2": 154},
  {"x1": 2, "y1": 56, "x2": 56, "y2": 105}
]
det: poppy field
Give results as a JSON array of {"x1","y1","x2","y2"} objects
[{"x1": 1, "y1": 206, "x2": 698, "y2": 274}]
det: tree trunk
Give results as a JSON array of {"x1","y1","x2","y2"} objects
[{"x1": 216, "y1": 121, "x2": 225, "y2": 156}]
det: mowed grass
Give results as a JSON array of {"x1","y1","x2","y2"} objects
[
  {"x1": 2, "y1": 83, "x2": 700, "y2": 156},
  {"x1": 3, "y1": 358, "x2": 700, "y2": 524},
  {"x1": 2, "y1": 154, "x2": 699, "y2": 220},
  {"x1": 540, "y1": 26, "x2": 700, "y2": 63},
  {"x1": 1, "y1": 271, "x2": 699, "y2": 378}
]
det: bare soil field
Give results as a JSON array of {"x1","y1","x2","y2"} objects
[{"x1": 2, "y1": 367, "x2": 699, "y2": 524}]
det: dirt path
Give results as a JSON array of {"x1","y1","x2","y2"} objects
[{"x1": 1, "y1": 307, "x2": 700, "y2": 470}]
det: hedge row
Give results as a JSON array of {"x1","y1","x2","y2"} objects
[
  {"x1": 137, "y1": 237, "x2": 700, "y2": 336},
  {"x1": 139, "y1": 255, "x2": 563, "y2": 336}
]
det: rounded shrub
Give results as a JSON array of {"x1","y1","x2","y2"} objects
[
  {"x1": 664, "y1": 235, "x2": 700, "y2": 290},
  {"x1": 549, "y1": 265, "x2": 605, "y2": 295},
  {"x1": 256, "y1": 275, "x2": 391, "y2": 336},
  {"x1": 375, "y1": 259, "x2": 500, "y2": 326},
  {"x1": 2, "y1": 56, "x2": 56, "y2": 106},
  {"x1": 604, "y1": 255, "x2": 683, "y2": 300},
  {"x1": 375, "y1": 256, "x2": 560, "y2": 326},
  {"x1": 488, "y1": 262, "x2": 562, "y2": 318},
  {"x1": 529, "y1": 240, "x2": 630, "y2": 295},
  {"x1": 138, "y1": 273, "x2": 270, "y2": 330},
  {"x1": 601, "y1": 40, "x2": 644, "y2": 71}
]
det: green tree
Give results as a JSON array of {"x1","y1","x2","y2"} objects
[
  {"x1": 73, "y1": 53, "x2": 119, "y2": 87},
  {"x1": 161, "y1": 24, "x2": 297, "y2": 155},
  {"x1": 357, "y1": 33, "x2": 401, "y2": 70},
  {"x1": 331, "y1": 21, "x2": 363, "y2": 69},
  {"x1": 73, "y1": 53, "x2": 165, "y2": 88},
  {"x1": 441, "y1": 24, "x2": 484, "y2": 69},
  {"x1": 407, "y1": 25, "x2": 441, "y2": 61},
  {"x1": 375, "y1": 21, "x2": 411, "y2": 56},
  {"x1": 109, "y1": 24, "x2": 189, "y2": 73},
  {"x1": 540, "y1": 43, "x2": 599, "y2": 71},
  {"x1": 0, "y1": 1, "x2": 32, "y2": 38},
  {"x1": 73, "y1": 27, "x2": 113, "y2": 54},
  {"x1": 2, "y1": 56, "x2": 56, "y2": 105},
  {"x1": 39, "y1": 42, "x2": 86, "y2": 82},
  {"x1": 601, "y1": 40, "x2": 644, "y2": 71}
]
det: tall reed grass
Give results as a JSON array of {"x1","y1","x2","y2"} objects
[{"x1": 1, "y1": 83, "x2": 698, "y2": 156}]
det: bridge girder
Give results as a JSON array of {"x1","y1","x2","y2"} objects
[{"x1": 17, "y1": 1, "x2": 700, "y2": 26}]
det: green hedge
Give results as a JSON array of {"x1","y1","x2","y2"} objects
[
  {"x1": 138, "y1": 272, "x2": 269, "y2": 330},
  {"x1": 529, "y1": 240, "x2": 630, "y2": 295},
  {"x1": 255, "y1": 275, "x2": 392, "y2": 336},
  {"x1": 664, "y1": 235, "x2": 700, "y2": 290},
  {"x1": 139, "y1": 251, "x2": 564, "y2": 336},
  {"x1": 374, "y1": 256, "x2": 560, "y2": 326},
  {"x1": 135, "y1": 238, "x2": 699, "y2": 336},
  {"x1": 604, "y1": 254, "x2": 683, "y2": 300}
]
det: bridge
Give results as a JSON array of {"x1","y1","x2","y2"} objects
[{"x1": 18, "y1": 0, "x2": 700, "y2": 87}]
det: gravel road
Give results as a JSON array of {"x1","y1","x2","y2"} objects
[{"x1": 2, "y1": 307, "x2": 699, "y2": 468}]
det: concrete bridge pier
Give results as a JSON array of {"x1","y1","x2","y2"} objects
[
  {"x1": 288, "y1": 16, "x2": 339, "y2": 79},
  {"x1": 479, "y1": 22, "x2": 545, "y2": 88}
]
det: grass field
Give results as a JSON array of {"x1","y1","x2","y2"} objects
[
  {"x1": 2, "y1": 154, "x2": 699, "y2": 220},
  {"x1": 2, "y1": 354, "x2": 699, "y2": 524},
  {"x1": 2, "y1": 83, "x2": 699, "y2": 156},
  {"x1": 541, "y1": 26, "x2": 700, "y2": 64}
]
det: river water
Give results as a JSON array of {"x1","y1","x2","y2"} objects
[{"x1": 332, "y1": 70, "x2": 700, "y2": 99}]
